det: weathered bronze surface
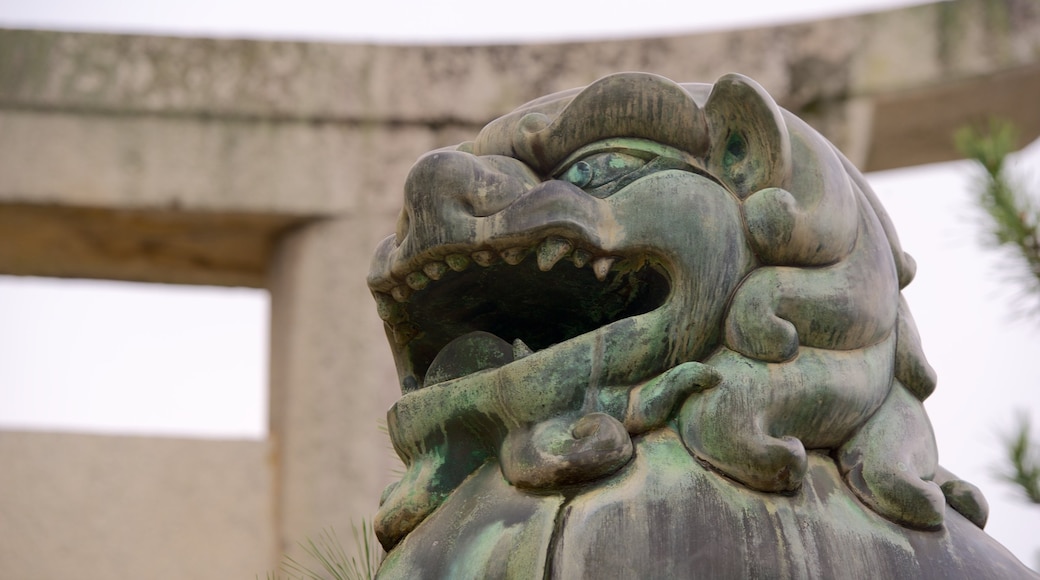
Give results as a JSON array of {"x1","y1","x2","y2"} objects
[{"x1": 368, "y1": 72, "x2": 1036, "y2": 578}]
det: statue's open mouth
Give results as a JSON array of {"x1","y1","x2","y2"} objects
[{"x1": 372, "y1": 238, "x2": 671, "y2": 390}]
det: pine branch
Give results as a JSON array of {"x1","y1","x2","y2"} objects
[
  {"x1": 955, "y1": 121, "x2": 1040, "y2": 307},
  {"x1": 998, "y1": 413, "x2": 1040, "y2": 505},
  {"x1": 265, "y1": 522, "x2": 384, "y2": 580},
  {"x1": 956, "y1": 120, "x2": 1040, "y2": 506}
]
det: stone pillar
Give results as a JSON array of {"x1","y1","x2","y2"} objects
[{"x1": 267, "y1": 214, "x2": 401, "y2": 557}]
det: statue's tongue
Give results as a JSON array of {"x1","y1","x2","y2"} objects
[{"x1": 423, "y1": 331, "x2": 515, "y2": 388}]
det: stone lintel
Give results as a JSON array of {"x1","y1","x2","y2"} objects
[
  {"x1": 0, "y1": 202, "x2": 307, "y2": 287},
  {"x1": 0, "y1": 108, "x2": 453, "y2": 285},
  {"x1": 867, "y1": 63, "x2": 1040, "y2": 171},
  {"x1": 1, "y1": 1, "x2": 1036, "y2": 131}
]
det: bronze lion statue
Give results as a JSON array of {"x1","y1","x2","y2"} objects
[{"x1": 367, "y1": 72, "x2": 1034, "y2": 578}]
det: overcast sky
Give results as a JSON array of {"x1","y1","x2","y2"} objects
[
  {"x1": 0, "y1": 0, "x2": 933, "y2": 43},
  {"x1": 0, "y1": 0, "x2": 1037, "y2": 567}
]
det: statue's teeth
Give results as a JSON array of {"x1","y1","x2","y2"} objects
[
  {"x1": 512, "y1": 338, "x2": 534, "y2": 359},
  {"x1": 445, "y1": 254, "x2": 471, "y2": 272},
  {"x1": 405, "y1": 271, "x2": 430, "y2": 290},
  {"x1": 375, "y1": 292, "x2": 406, "y2": 323},
  {"x1": 572, "y1": 249, "x2": 591, "y2": 268},
  {"x1": 501, "y1": 247, "x2": 527, "y2": 265},
  {"x1": 537, "y1": 238, "x2": 572, "y2": 271},
  {"x1": 472, "y1": 250, "x2": 497, "y2": 267},
  {"x1": 592, "y1": 257, "x2": 615, "y2": 281},
  {"x1": 422, "y1": 262, "x2": 448, "y2": 281},
  {"x1": 391, "y1": 285, "x2": 412, "y2": 302}
]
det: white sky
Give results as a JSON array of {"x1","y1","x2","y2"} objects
[
  {"x1": 0, "y1": 0, "x2": 933, "y2": 43},
  {"x1": 0, "y1": 0, "x2": 1037, "y2": 568}
]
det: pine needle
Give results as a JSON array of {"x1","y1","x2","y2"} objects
[
  {"x1": 955, "y1": 120, "x2": 1040, "y2": 313},
  {"x1": 997, "y1": 413, "x2": 1040, "y2": 504},
  {"x1": 265, "y1": 521, "x2": 384, "y2": 580}
]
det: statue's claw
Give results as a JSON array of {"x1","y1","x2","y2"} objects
[
  {"x1": 936, "y1": 470, "x2": 989, "y2": 529},
  {"x1": 837, "y1": 382, "x2": 944, "y2": 530},
  {"x1": 724, "y1": 280, "x2": 800, "y2": 362},
  {"x1": 842, "y1": 461, "x2": 945, "y2": 530},
  {"x1": 680, "y1": 400, "x2": 809, "y2": 493},
  {"x1": 624, "y1": 362, "x2": 721, "y2": 434},
  {"x1": 375, "y1": 453, "x2": 469, "y2": 551},
  {"x1": 500, "y1": 413, "x2": 633, "y2": 490},
  {"x1": 730, "y1": 434, "x2": 808, "y2": 493}
]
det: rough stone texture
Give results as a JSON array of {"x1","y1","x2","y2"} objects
[
  {"x1": 0, "y1": 0, "x2": 1037, "y2": 175},
  {"x1": 0, "y1": 109, "x2": 469, "y2": 287},
  {"x1": 549, "y1": 434, "x2": 1023, "y2": 579},
  {"x1": 0, "y1": 431, "x2": 275, "y2": 579},
  {"x1": 0, "y1": 203, "x2": 301, "y2": 286},
  {"x1": 380, "y1": 433, "x2": 1030, "y2": 579},
  {"x1": 1, "y1": 1, "x2": 1037, "y2": 128},
  {"x1": 268, "y1": 216, "x2": 402, "y2": 559},
  {"x1": 0, "y1": 110, "x2": 469, "y2": 216},
  {"x1": 868, "y1": 64, "x2": 1040, "y2": 170},
  {"x1": 377, "y1": 462, "x2": 562, "y2": 579}
]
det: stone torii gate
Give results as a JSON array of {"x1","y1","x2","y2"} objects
[{"x1": 0, "y1": 0, "x2": 1038, "y2": 577}]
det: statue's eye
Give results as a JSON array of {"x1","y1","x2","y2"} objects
[
  {"x1": 558, "y1": 152, "x2": 649, "y2": 198},
  {"x1": 561, "y1": 160, "x2": 594, "y2": 187},
  {"x1": 723, "y1": 132, "x2": 747, "y2": 168}
]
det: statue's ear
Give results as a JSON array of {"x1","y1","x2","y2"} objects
[{"x1": 704, "y1": 74, "x2": 791, "y2": 197}]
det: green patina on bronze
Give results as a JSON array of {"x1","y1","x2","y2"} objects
[{"x1": 367, "y1": 72, "x2": 1035, "y2": 578}]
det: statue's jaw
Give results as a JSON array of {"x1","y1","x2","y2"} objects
[
  {"x1": 367, "y1": 157, "x2": 751, "y2": 394},
  {"x1": 374, "y1": 302, "x2": 685, "y2": 550},
  {"x1": 367, "y1": 137, "x2": 755, "y2": 550},
  {"x1": 370, "y1": 231, "x2": 672, "y2": 392},
  {"x1": 370, "y1": 232, "x2": 681, "y2": 550}
]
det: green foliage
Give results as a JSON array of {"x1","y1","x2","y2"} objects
[
  {"x1": 955, "y1": 120, "x2": 1040, "y2": 506},
  {"x1": 999, "y1": 414, "x2": 1040, "y2": 505},
  {"x1": 264, "y1": 522, "x2": 383, "y2": 580},
  {"x1": 955, "y1": 121, "x2": 1040, "y2": 310}
]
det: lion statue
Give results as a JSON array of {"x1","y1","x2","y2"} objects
[{"x1": 367, "y1": 72, "x2": 1033, "y2": 578}]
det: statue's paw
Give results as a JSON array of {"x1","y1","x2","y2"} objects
[
  {"x1": 940, "y1": 478, "x2": 989, "y2": 529},
  {"x1": 375, "y1": 455, "x2": 451, "y2": 551},
  {"x1": 500, "y1": 412, "x2": 633, "y2": 490},
  {"x1": 725, "y1": 305, "x2": 799, "y2": 363},
  {"x1": 739, "y1": 435, "x2": 808, "y2": 492},
  {"x1": 682, "y1": 423, "x2": 807, "y2": 493},
  {"x1": 625, "y1": 362, "x2": 721, "y2": 434},
  {"x1": 842, "y1": 461, "x2": 945, "y2": 530},
  {"x1": 837, "y1": 382, "x2": 945, "y2": 530},
  {"x1": 743, "y1": 186, "x2": 799, "y2": 263}
]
